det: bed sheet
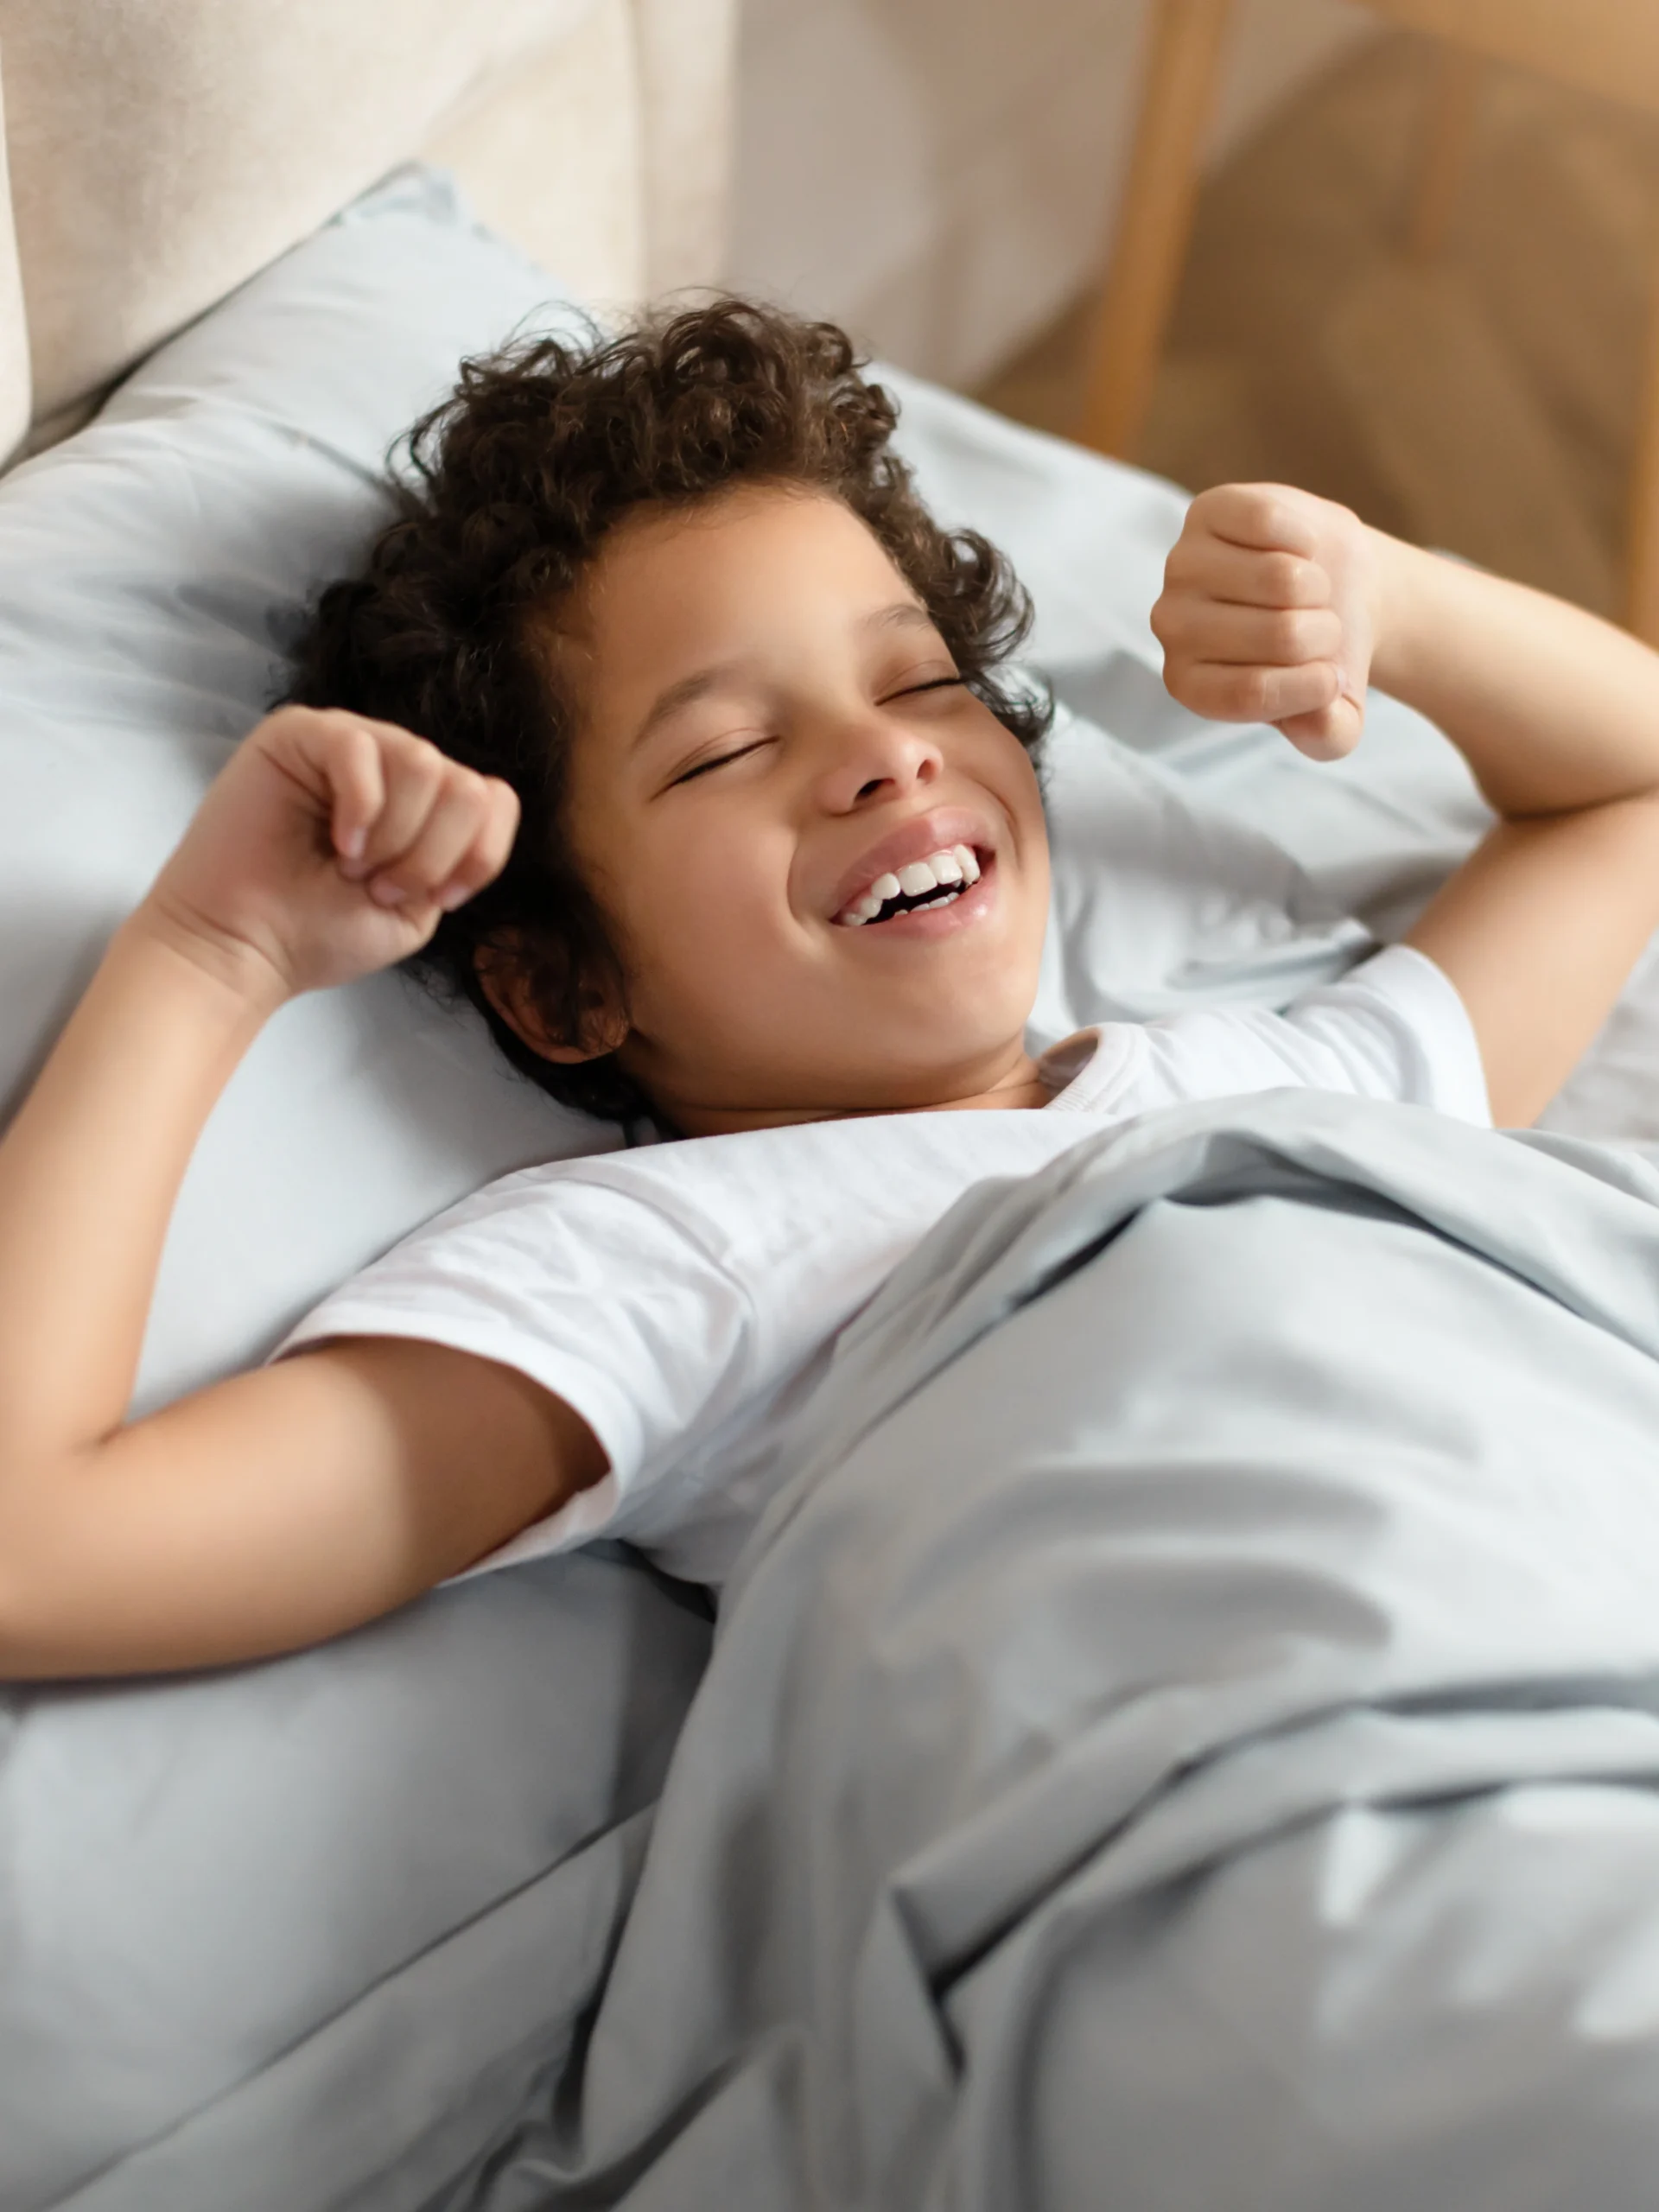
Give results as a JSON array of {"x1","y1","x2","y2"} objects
[{"x1": 3, "y1": 1548, "x2": 711, "y2": 2212}]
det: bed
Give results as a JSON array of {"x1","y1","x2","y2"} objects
[{"x1": 4, "y1": 6, "x2": 1659, "y2": 2208}]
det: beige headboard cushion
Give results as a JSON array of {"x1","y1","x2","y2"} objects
[
  {"x1": 0, "y1": 53, "x2": 23, "y2": 461},
  {"x1": 0, "y1": 0, "x2": 735, "y2": 462}
]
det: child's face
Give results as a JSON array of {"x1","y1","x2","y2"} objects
[{"x1": 544, "y1": 484, "x2": 1051, "y2": 1131}]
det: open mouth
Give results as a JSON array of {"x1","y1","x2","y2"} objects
[{"x1": 837, "y1": 842, "x2": 983, "y2": 927}]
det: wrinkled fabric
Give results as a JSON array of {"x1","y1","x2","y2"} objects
[
  {"x1": 2, "y1": 1549, "x2": 712, "y2": 2212},
  {"x1": 472, "y1": 1093, "x2": 1659, "y2": 2210}
]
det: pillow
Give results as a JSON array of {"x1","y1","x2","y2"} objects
[
  {"x1": 0, "y1": 167, "x2": 620, "y2": 1418},
  {"x1": 0, "y1": 169, "x2": 1386, "y2": 1427}
]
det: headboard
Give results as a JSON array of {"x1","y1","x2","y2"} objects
[{"x1": 0, "y1": 0, "x2": 737, "y2": 463}]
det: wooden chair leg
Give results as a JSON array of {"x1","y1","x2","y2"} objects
[
  {"x1": 1626, "y1": 254, "x2": 1659, "y2": 647},
  {"x1": 1076, "y1": 0, "x2": 1233, "y2": 460},
  {"x1": 1407, "y1": 40, "x2": 1484, "y2": 260}
]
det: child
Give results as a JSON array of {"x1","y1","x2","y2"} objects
[{"x1": 4, "y1": 300, "x2": 1659, "y2": 1677}]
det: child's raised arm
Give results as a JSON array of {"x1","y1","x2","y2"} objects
[
  {"x1": 0, "y1": 709, "x2": 604, "y2": 1679},
  {"x1": 1154, "y1": 486, "x2": 1659, "y2": 1125}
]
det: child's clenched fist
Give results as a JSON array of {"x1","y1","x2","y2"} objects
[
  {"x1": 1152, "y1": 483, "x2": 1382, "y2": 761},
  {"x1": 141, "y1": 706, "x2": 519, "y2": 1001}
]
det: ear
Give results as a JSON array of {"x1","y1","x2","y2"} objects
[{"x1": 473, "y1": 936, "x2": 629, "y2": 1066}]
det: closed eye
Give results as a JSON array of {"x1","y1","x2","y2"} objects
[
  {"x1": 889, "y1": 674, "x2": 965, "y2": 702},
  {"x1": 670, "y1": 737, "x2": 772, "y2": 787},
  {"x1": 668, "y1": 677, "x2": 962, "y2": 787}
]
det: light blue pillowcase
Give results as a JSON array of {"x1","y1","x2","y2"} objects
[
  {"x1": 0, "y1": 166, "x2": 618, "y2": 1417},
  {"x1": 0, "y1": 166, "x2": 1384, "y2": 1421}
]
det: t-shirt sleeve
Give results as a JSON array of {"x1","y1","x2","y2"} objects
[
  {"x1": 1064, "y1": 944, "x2": 1491, "y2": 1127},
  {"x1": 1283, "y1": 943, "x2": 1490, "y2": 1123},
  {"x1": 267, "y1": 1169, "x2": 759, "y2": 1574}
]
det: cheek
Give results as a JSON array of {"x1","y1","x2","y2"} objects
[
  {"x1": 1015, "y1": 766, "x2": 1052, "y2": 910},
  {"x1": 612, "y1": 818, "x2": 799, "y2": 1019},
  {"x1": 972, "y1": 728, "x2": 1049, "y2": 908},
  {"x1": 1021, "y1": 793, "x2": 1052, "y2": 912}
]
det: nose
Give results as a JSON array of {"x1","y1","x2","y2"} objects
[{"x1": 811, "y1": 709, "x2": 944, "y2": 815}]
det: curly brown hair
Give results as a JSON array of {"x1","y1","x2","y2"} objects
[{"x1": 287, "y1": 297, "x2": 1051, "y2": 1128}]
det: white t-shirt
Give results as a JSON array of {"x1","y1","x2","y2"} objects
[{"x1": 276, "y1": 946, "x2": 1488, "y2": 1585}]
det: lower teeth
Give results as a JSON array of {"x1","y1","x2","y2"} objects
[
  {"x1": 842, "y1": 881, "x2": 969, "y2": 926},
  {"x1": 879, "y1": 887, "x2": 962, "y2": 921}
]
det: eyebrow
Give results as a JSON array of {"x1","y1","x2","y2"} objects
[
  {"x1": 628, "y1": 664, "x2": 741, "y2": 755},
  {"x1": 628, "y1": 601, "x2": 938, "y2": 756}
]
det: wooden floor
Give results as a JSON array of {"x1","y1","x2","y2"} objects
[{"x1": 976, "y1": 32, "x2": 1659, "y2": 619}]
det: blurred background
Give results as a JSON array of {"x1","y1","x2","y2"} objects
[{"x1": 727, "y1": 0, "x2": 1659, "y2": 626}]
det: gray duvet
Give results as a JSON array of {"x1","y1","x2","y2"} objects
[
  {"x1": 15, "y1": 1091, "x2": 1659, "y2": 2208},
  {"x1": 469, "y1": 1091, "x2": 1659, "y2": 2209}
]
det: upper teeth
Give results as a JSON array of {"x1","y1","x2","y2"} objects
[{"x1": 842, "y1": 843, "x2": 982, "y2": 925}]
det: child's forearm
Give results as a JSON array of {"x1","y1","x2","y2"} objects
[
  {"x1": 1371, "y1": 537, "x2": 1659, "y2": 820},
  {"x1": 0, "y1": 908, "x2": 282, "y2": 1473}
]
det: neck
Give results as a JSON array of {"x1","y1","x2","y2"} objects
[{"x1": 651, "y1": 1045, "x2": 1053, "y2": 1139}]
